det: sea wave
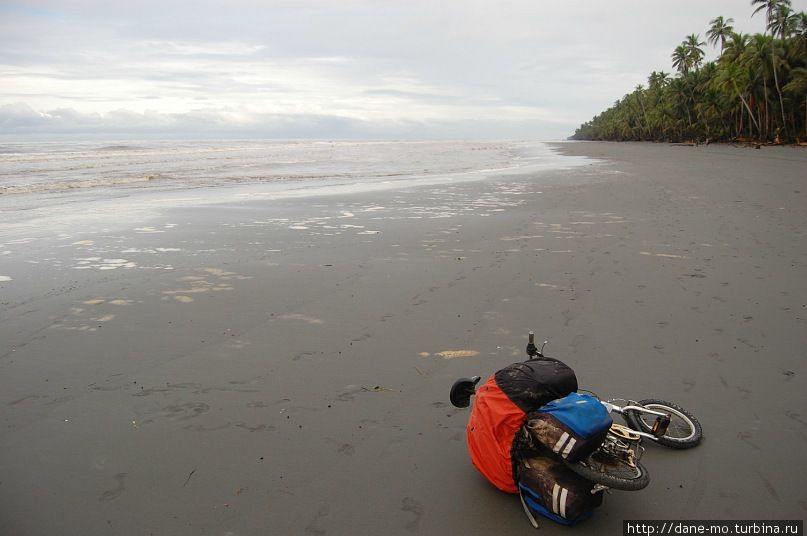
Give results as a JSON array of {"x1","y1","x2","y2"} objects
[
  {"x1": 96, "y1": 144, "x2": 144, "y2": 152},
  {"x1": 0, "y1": 139, "x2": 576, "y2": 197},
  {"x1": 0, "y1": 174, "x2": 175, "y2": 195}
]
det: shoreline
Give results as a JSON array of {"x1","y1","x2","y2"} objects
[
  {"x1": 565, "y1": 138, "x2": 807, "y2": 149},
  {"x1": 0, "y1": 139, "x2": 591, "y2": 238},
  {"x1": 1, "y1": 142, "x2": 805, "y2": 534}
]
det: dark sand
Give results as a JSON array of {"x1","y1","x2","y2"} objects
[{"x1": 1, "y1": 142, "x2": 805, "y2": 535}]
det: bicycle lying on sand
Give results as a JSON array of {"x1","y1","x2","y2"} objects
[
  {"x1": 557, "y1": 394, "x2": 702, "y2": 491},
  {"x1": 450, "y1": 332, "x2": 703, "y2": 526}
]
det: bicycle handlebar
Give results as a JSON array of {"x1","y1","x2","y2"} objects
[{"x1": 526, "y1": 331, "x2": 548, "y2": 359}]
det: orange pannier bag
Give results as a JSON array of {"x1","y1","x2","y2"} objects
[{"x1": 466, "y1": 358, "x2": 578, "y2": 493}]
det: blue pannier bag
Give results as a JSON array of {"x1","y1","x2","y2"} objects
[
  {"x1": 516, "y1": 455, "x2": 604, "y2": 526},
  {"x1": 525, "y1": 392, "x2": 613, "y2": 463}
]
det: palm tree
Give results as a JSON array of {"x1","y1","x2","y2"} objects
[
  {"x1": 685, "y1": 34, "x2": 707, "y2": 70},
  {"x1": 668, "y1": 76, "x2": 695, "y2": 135},
  {"x1": 769, "y1": 3, "x2": 799, "y2": 37},
  {"x1": 768, "y1": 1, "x2": 799, "y2": 137},
  {"x1": 722, "y1": 32, "x2": 751, "y2": 64},
  {"x1": 694, "y1": 63, "x2": 729, "y2": 137},
  {"x1": 632, "y1": 85, "x2": 650, "y2": 138},
  {"x1": 782, "y1": 67, "x2": 807, "y2": 137},
  {"x1": 672, "y1": 44, "x2": 691, "y2": 74},
  {"x1": 708, "y1": 16, "x2": 735, "y2": 54},
  {"x1": 795, "y1": 12, "x2": 807, "y2": 54},
  {"x1": 751, "y1": 0, "x2": 791, "y2": 136},
  {"x1": 648, "y1": 71, "x2": 671, "y2": 89},
  {"x1": 714, "y1": 62, "x2": 762, "y2": 136},
  {"x1": 752, "y1": 0, "x2": 792, "y2": 27},
  {"x1": 572, "y1": 4, "x2": 807, "y2": 143},
  {"x1": 746, "y1": 33, "x2": 774, "y2": 137},
  {"x1": 646, "y1": 72, "x2": 671, "y2": 137}
]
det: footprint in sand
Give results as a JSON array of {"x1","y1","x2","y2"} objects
[
  {"x1": 402, "y1": 497, "x2": 424, "y2": 532},
  {"x1": 99, "y1": 473, "x2": 127, "y2": 503}
]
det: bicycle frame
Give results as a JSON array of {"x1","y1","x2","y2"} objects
[
  {"x1": 525, "y1": 332, "x2": 675, "y2": 442},
  {"x1": 600, "y1": 401, "x2": 671, "y2": 442}
]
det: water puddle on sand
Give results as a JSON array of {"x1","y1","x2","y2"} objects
[
  {"x1": 160, "y1": 267, "x2": 251, "y2": 304},
  {"x1": 277, "y1": 313, "x2": 324, "y2": 325},
  {"x1": 73, "y1": 258, "x2": 138, "y2": 270},
  {"x1": 640, "y1": 251, "x2": 688, "y2": 259},
  {"x1": 420, "y1": 350, "x2": 479, "y2": 359},
  {"x1": 49, "y1": 296, "x2": 135, "y2": 332}
]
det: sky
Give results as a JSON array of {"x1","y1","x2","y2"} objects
[{"x1": 1, "y1": 0, "x2": 804, "y2": 140}]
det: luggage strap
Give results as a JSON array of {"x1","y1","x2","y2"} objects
[{"x1": 519, "y1": 488, "x2": 541, "y2": 529}]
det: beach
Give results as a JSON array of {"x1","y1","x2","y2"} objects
[{"x1": 1, "y1": 141, "x2": 805, "y2": 535}]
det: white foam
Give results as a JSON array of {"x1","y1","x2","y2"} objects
[{"x1": 0, "y1": 140, "x2": 597, "y2": 238}]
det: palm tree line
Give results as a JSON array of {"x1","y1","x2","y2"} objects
[{"x1": 571, "y1": 1, "x2": 807, "y2": 143}]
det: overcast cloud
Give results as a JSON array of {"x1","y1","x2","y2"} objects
[{"x1": 1, "y1": 0, "x2": 801, "y2": 140}]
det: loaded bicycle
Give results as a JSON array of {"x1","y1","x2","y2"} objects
[{"x1": 449, "y1": 332, "x2": 703, "y2": 526}]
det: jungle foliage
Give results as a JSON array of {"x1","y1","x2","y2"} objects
[{"x1": 571, "y1": 1, "x2": 807, "y2": 143}]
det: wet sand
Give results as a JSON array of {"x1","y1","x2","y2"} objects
[{"x1": 1, "y1": 142, "x2": 806, "y2": 534}]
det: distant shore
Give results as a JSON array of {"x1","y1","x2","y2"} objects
[
  {"x1": 570, "y1": 5, "x2": 807, "y2": 145},
  {"x1": 567, "y1": 138, "x2": 807, "y2": 148},
  {"x1": 2, "y1": 141, "x2": 806, "y2": 535}
]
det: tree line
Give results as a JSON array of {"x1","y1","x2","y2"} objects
[{"x1": 571, "y1": 0, "x2": 807, "y2": 143}]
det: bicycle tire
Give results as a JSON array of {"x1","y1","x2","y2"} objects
[
  {"x1": 624, "y1": 399, "x2": 703, "y2": 449},
  {"x1": 564, "y1": 454, "x2": 650, "y2": 491}
]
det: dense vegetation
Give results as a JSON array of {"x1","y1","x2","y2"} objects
[{"x1": 571, "y1": 0, "x2": 807, "y2": 143}]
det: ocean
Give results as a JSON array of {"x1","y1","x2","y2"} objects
[
  {"x1": 0, "y1": 139, "x2": 587, "y2": 195},
  {"x1": 0, "y1": 139, "x2": 591, "y2": 234}
]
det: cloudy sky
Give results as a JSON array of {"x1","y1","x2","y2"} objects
[{"x1": 1, "y1": 0, "x2": 802, "y2": 140}]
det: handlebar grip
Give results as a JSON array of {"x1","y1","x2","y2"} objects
[{"x1": 526, "y1": 331, "x2": 538, "y2": 357}]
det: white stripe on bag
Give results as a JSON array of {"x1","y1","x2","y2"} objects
[
  {"x1": 553, "y1": 432, "x2": 569, "y2": 453},
  {"x1": 559, "y1": 487, "x2": 568, "y2": 518},
  {"x1": 561, "y1": 437, "x2": 577, "y2": 459},
  {"x1": 552, "y1": 483, "x2": 560, "y2": 514}
]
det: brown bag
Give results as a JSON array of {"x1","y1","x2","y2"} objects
[{"x1": 517, "y1": 455, "x2": 604, "y2": 525}]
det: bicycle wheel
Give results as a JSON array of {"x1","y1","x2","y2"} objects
[
  {"x1": 564, "y1": 452, "x2": 650, "y2": 491},
  {"x1": 624, "y1": 399, "x2": 703, "y2": 449}
]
